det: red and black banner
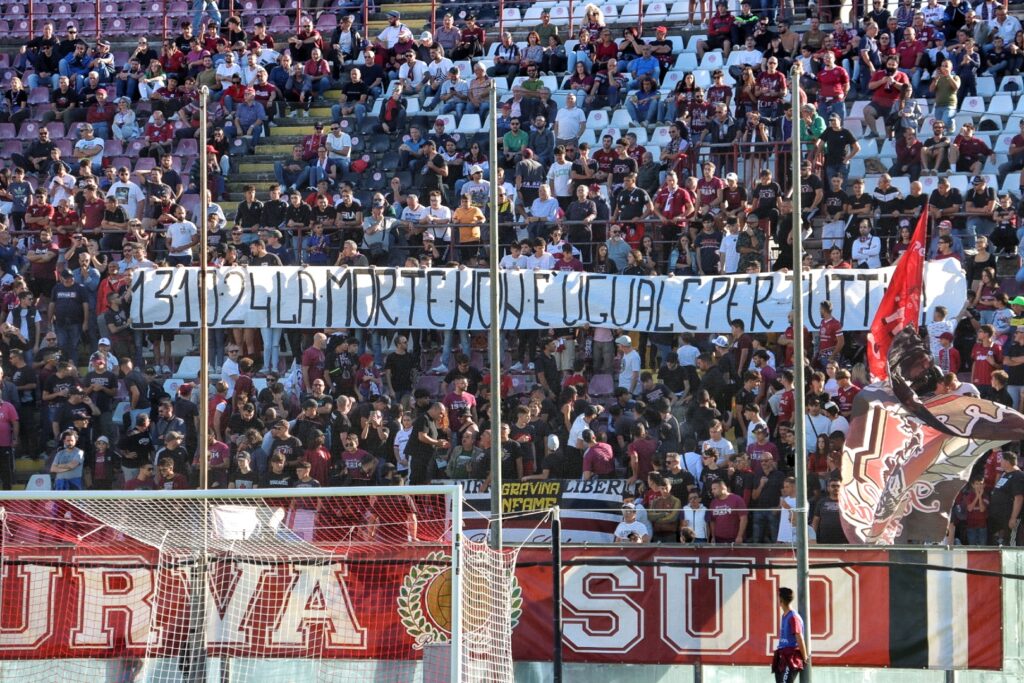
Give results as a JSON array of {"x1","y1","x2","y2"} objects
[{"x1": 0, "y1": 544, "x2": 1003, "y2": 670}]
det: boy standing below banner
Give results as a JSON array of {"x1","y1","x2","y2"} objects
[{"x1": 772, "y1": 587, "x2": 807, "y2": 682}]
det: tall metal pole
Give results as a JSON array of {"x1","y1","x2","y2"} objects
[
  {"x1": 551, "y1": 506, "x2": 563, "y2": 683},
  {"x1": 789, "y1": 65, "x2": 812, "y2": 681},
  {"x1": 198, "y1": 86, "x2": 210, "y2": 493},
  {"x1": 487, "y1": 80, "x2": 503, "y2": 550}
]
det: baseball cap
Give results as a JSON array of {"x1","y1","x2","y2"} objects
[
  {"x1": 972, "y1": 175, "x2": 985, "y2": 184},
  {"x1": 420, "y1": 31, "x2": 432, "y2": 41},
  {"x1": 823, "y1": 401, "x2": 839, "y2": 413},
  {"x1": 939, "y1": 332, "x2": 955, "y2": 341},
  {"x1": 615, "y1": 335, "x2": 632, "y2": 346},
  {"x1": 726, "y1": 172, "x2": 738, "y2": 181},
  {"x1": 1010, "y1": 296, "x2": 1024, "y2": 306},
  {"x1": 621, "y1": 502, "x2": 636, "y2": 510},
  {"x1": 60, "y1": 270, "x2": 74, "y2": 279},
  {"x1": 387, "y1": 9, "x2": 401, "y2": 18},
  {"x1": 711, "y1": 335, "x2": 730, "y2": 348},
  {"x1": 468, "y1": 164, "x2": 483, "y2": 175},
  {"x1": 938, "y1": 220, "x2": 953, "y2": 229},
  {"x1": 97, "y1": 337, "x2": 111, "y2": 346},
  {"x1": 96, "y1": 436, "x2": 110, "y2": 444}
]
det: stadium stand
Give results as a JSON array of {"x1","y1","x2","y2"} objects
[{"x1": 0, "y1": 0, "x2": 1022, "y2": 547}]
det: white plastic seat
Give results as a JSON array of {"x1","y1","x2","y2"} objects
[
  {"x1": 651, "y1": 125, "x2": 672, "y2": 146},
  {"x1": 1001, "y1": 172, "x2": 1021, "y2": 194},
  {"x1": 699, "y1": 52, "x2": 724, "y2": 70},
  {"x1": 960, "y1": 96, "x2": 985, "y2": 115},
  {"x1": 673, "y1": 53, "x2": 697, "y2": 71},
  {"x1": 976, "y1": 76, "x2": 996, "y2": 99},
  {"x1": 661, "y1": 69, "x2": 685, "y2": 93},
  {"x1": 26, "y1": 474, "x2": 51, "y2": 491},
  {"x1": 686, "y1": 34, "x2": 707, "y2": 53},
  {"x1": 175, "y1": 355, "x2": 201, "y2": 379},
  {"x1": 456, "y1": 114, "x2": 482, "y2": 134},
  {"x1": 610, "y1": 109, "x2": 633, "y2": 128},
  {"x1": 549, "y1": 5, "x2": 570, "y2": 25},
  {"x1": 585, "y1": 109, "x2": 610, "y2": 130},
  {"x1": 501, "y1": 7, "x2": 521, "y2": 28},
  {"x1": 627, "y1": 127, "x2": 649, "y2": 144},
  {"x1": 644, "y1": 1, "x2": 669, "y2": 21},
  {"x1": 435, "y1": 114, "x2": 456, "y2": 134},
  {"x1": 1000, "y1": 75, "x2": 1024, "y2": 93},
  {"x1": 988, "y1": 94, "x2": 1015, "y2": 118}
]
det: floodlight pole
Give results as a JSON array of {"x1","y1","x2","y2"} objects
[
  {"x1": 789, "y1": 65, "x2": 812, "y2": 681},
  {"x1": 198, "y1": 86, "x2": 210, "y2": 493},
  {"x1": 487, "y1": 79, "x2": 503, "y2": 551}
]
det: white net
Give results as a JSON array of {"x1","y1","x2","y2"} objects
[{"x1": 0, "y1": 487, "x2": 518, "y2": 683}]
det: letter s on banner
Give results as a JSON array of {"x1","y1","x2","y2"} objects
[{"x1": 562, "y1": 563, "x2": 645, "y2": 654}]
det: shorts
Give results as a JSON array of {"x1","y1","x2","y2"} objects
[
  {"x1": 29, "y1": 277, "x2": 56, "y2": 298},
  {"x1": 706, "y1": 34, "x2": 729, "y2": 51},
  {"x1": 55, "y1": 477, "x2": 83, "y2": 491}
]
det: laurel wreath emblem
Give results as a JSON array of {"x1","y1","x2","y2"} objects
[{"x1": 398, "y1": 550, "x2": 523, "y2": 650}]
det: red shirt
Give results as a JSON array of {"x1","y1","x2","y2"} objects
[
  {"x1": 869, "y1": 69, "x2": 909, "y2": 108},
  {"x1": 777, "y1": 388, "x2": 795, "y2": 424},
  {"x1": 304, "y1": 58, "x2": 330, "y2": 78},
  {"x1": 954, "y1": 135, "x2": 993, "y2": 164},
  {"x1": 936, "y1": 346, "x2": 961, "y2": 374},
  {"x1": 818, "y1": 317, "x2": 843, "y2": 353},
  {"x1": 144, "y1": 121, "x2": 174, "y2": 143},
  {"x1": 896, "y1": 40, "x2": 924, "y2": 69},
  {"x1": 817, "y1": 66, "x2": 850, "y2": 101},
  {"x1": 654, "y1": 186, "x2": 692, "y2": 220},
  {"x1": 593, "y1": 148, "x2": 616, "y2": 174},
  {"x1": 835, "y1": 383, "x2": 860, "y2": 415},
  {"x1": 81, "y1": 197, "x2": 105, "y2": 230},
  {"x1": 971, "y1": 342, "x2": 1003, "y2": 386},
  {"x1": 708, "y1": 14, "x2": 734, "y2": 37},
  {"x1": 756, "y1": 71, "x2": 787, "y2": 103},
  {"x1": 696, "y1": 177, "x2": 725, "y2": 207},
  {"x1": 709, "y1": 493, "x2": 747, "y2": 541},
  {"x1": 301, "y1": 346, "x2": 326, "y2": 384}
]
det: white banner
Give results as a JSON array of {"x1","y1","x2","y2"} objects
[{"x1": 128, "y1": 260, "x2": 966, "y2": 333}]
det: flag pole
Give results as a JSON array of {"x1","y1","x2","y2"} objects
[{"x1": 789, "y1": 68, "x2": 812, "y2": 680}]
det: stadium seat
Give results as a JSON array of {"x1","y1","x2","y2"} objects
[
  {"x1": 610, "y1": 109, "x2": 633, "y2": 128},
  {"x1": 1000, "y1": 75, "x2": 1024, "y2": 93},
  {"x1": 960, "y1": 96, "x2": 985, "y2": 115},
  {"x1": 25, "y1": 474, "x2": 51, "y2": 491},
  {"x1": 919, "y1": 174, "x2": 939, "y2": 195},
  {"x1": 644, "y1": 1, "x2": 669, "y2": 21},
  {"x1": 455, "y1": 114, "x2": 482, "y2": 135},
  {"x1": 500, "y1": 8, "x2": 521, "y2": 28},
  {"x1": 651, "y1": 126, "x2": 672, "y2": 146},
  {"x1": 661, "y1": 69, "x2": 686, "y2": 93},
  {"x1": 988, "y1": 95, "x2": 1015, "y2": 118},
  {"x1": 686, "y1": 35, "x2": 707, "y2": 53},
  {"x1": 1001, "y1": 173, "x2": 1021, "y2": 194},
  {"x1": 174, "y1": 356, "x2": 201, "y2": 379},
  {"x1": 435, "y1": 115, "x2": 456, "y2": 134},
  {"x1": 627, "y1": 127, "x2": 649, "y2": 145},
  {"x1": 585, "y1": 109, "x2": 610, "y2": 130},
  {"x1": 976, "y1": 76, "x2": 996, "y2": 99},
  {"x1": 699, "y1": 52, "x2": 724, "y2": 70},
  {"x1": 673, "y1": 53, "x2": 698, "y2": 72},
  {"x1": 600, "y1": 4, "x2": 621, "y2": 23},
  {"x1": 549, "y1": 5, "x2": 570, "y2": 25}
]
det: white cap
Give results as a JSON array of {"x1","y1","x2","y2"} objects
[
  {"x1": 97, "y1": 337, "x2": 111, "y2": 346},
  {"x1": 615, "y1": 335, "x2": 632, "y2": 346},
  {"x1": 711, "y1": 335, "x2": 730, "y2": 348},
  {"x1": 468, "y1": 164, "x2": 483, "y2": 175},
  {"x1": 725, "y1": 172, "x2": 738, "y2": 181},
  {"x1": 420, "y1": 31, "x2": 432, "y2": 41}
]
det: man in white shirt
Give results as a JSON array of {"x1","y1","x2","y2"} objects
[
  {"x1": 375, "y1": 10, "x2": 407, "y2": 51},
  {"x1": 804, "y1": 399, "x2": 832, "y2": 453},
  {"x1": 73, "y1": 123, "x2": 105, "y2": 172},
  {"x1": 927, "y1": 306, "x2": 957, "y2": 359},
  {"x1": 777, "y1": 477, "x2": 798, "y2": 543},
  {"x1": 499, "y1": 242, "x2": 530, "y2": 270},
  {"x1": 718, "y1": 221, "x2": 740, "y2": 273},
  {"x1": 525, "y1": 238, "x2": 557, "y2": 270},
  {"x1": 547, "y1": 146, "x2": 574, "y2": 208},
  {"x1": 399, "y1": 193, "x2": 430, "y2": 244},
  {"x1": 106, "y1": 167, "x2": 147, "y2": 220},
  {"x1": 700, "y1": 420, "x2": 735, "y2": 465},
  {"x1": 726, "y1": 36, "x2": 763, "y2": 78},
  {"x1": 397, "y1": 50, "x2": 428, "y2": 97},
  {"x1": 460, "y1": 166, "x2": 490, "y2": 209},
  {"x1": 324, "y1": 123, "x2": 352, "y2": 170},
  {"x1": 680, "y1": 492, "x2": 709, "y2": 542},
  {"x1": 215, "y1": 52, "x2": 242, "y2": 93},
  {"x1": 423, "y1": 45, "x2": 454, "y2": 102},
  {"x1": 823, "y1": 402, "x2": 850, "y2": 436},
  {"x1": 613, "y1": 503, "x2": 651, "y2": 542},
  {"x1": 850, "y1": 221, "x2": 882, "y2": 268},
  {"x1": 553, "y1": 94, "x2": 586, "y2": 148},
  {"x1": 424, "y1": 190, "x2": 452, "y2": 243},
  {"x1": 165, "y1": 205, "x2": 198, "y2": 266},
  {"x1": 617, "y1": 335, "x2": 642, "y2": 395},
  {"x1": 988, "y1": 6, "x2": 1022, "y2": 45}
]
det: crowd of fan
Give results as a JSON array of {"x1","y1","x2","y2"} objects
[{"x1": 0, "y1": 2, "x2": 1021, "y2": 546}]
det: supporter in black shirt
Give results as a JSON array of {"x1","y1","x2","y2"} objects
[
  {"x1": 260, "y1": 185, "x2": 289, "y2": 229},
  {"x1": 118, "y1": 414, "x2": 154, "y2": 474},
  {"x1": 612, "y1": 174, "x2": 652, "y2": 222},
  {"x1": 234, "y1": 185, "x2": 264, "y2": 230},
  {"x1": 694, "y1": 221, "x2": 723, "y2": 275}
]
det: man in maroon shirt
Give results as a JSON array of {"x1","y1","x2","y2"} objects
[
  {"x1": 895, "y1": 26, "x2": 925, "y2": 94},
  {"x1": 949, "y1": 122, "x2": 995, "y2": 174},
  {"x1": 863, "y1": 55, "x2": 910, "y2": 138},
  {"x1": 816, "y1": 301, "x2": 844, "y2": 368},
  {"x1": 972, "y1": 325, "x2": 1004, "y2": 389},
  {"x1": 834, "y1": 368, "x2": 861, "y2": 417},
  {"x1": 891, "y1": 127, "x2": 923, "y2": 180},
  {"x1": 708, "y1": 479, "x2": 747, "y2": 544},
  {"x1": 816, "y1": 50, "x2": 850, "y2": 121}
]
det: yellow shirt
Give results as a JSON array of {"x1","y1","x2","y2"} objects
[{"x1": 453, "y1": 206, "x2": 484, "y2": 243}]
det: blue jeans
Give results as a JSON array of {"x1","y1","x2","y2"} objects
[
  {"x1": 966, "y1": 527, "x2": 988, "y2": 546},
  {"x1": 751, "y1": 510, "x2": 780, "y2": 544},
  {"x1": 27, "y1": 72, "x2": 61, "y2": 90},
  {"x1": 274, "y1": 162, "x2": 310, "y2": 190},
  {"x1": 933, "y1": 105, "x2": 955, "y2": 131},
  {"x1": 441, "y1": 330, "x2": 471, "y2": 367},
  {"x1": 824, "y1": 162, "x2": 850, "y2": 183},
  {"x1": 192, "y1": 0, "x2": 221, "y2": 33},
  {"x1": 332, "y1": 102, "x2": 367, "y2": 127},
  {"x1": 302, "y1": 76, "x2": 331, "y2": 98},
  {"x1": 626, "y1": 100, "x2": 657, "y2": 123},
  {"x1": 54, "y1": 321, "x2": 83, "y2": 364},
  {"x1": 657, "y1": 99, "x2": 678, "y2": 122},
  {"x1": 466, "y1": 101, "x2": 489, "y2": 121},
  {"x1": 225, "y1": 121, "x2": 264, "y2": 147},
  {"x1": 817, "y1": 100, "x2": 844, "y2": 123},
  {"x1": 567, "y1": 52, "x2": 593, "y2": 75},
  {"x1": 261, "y1": 327, "x2": 282, "y2": 372}
]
